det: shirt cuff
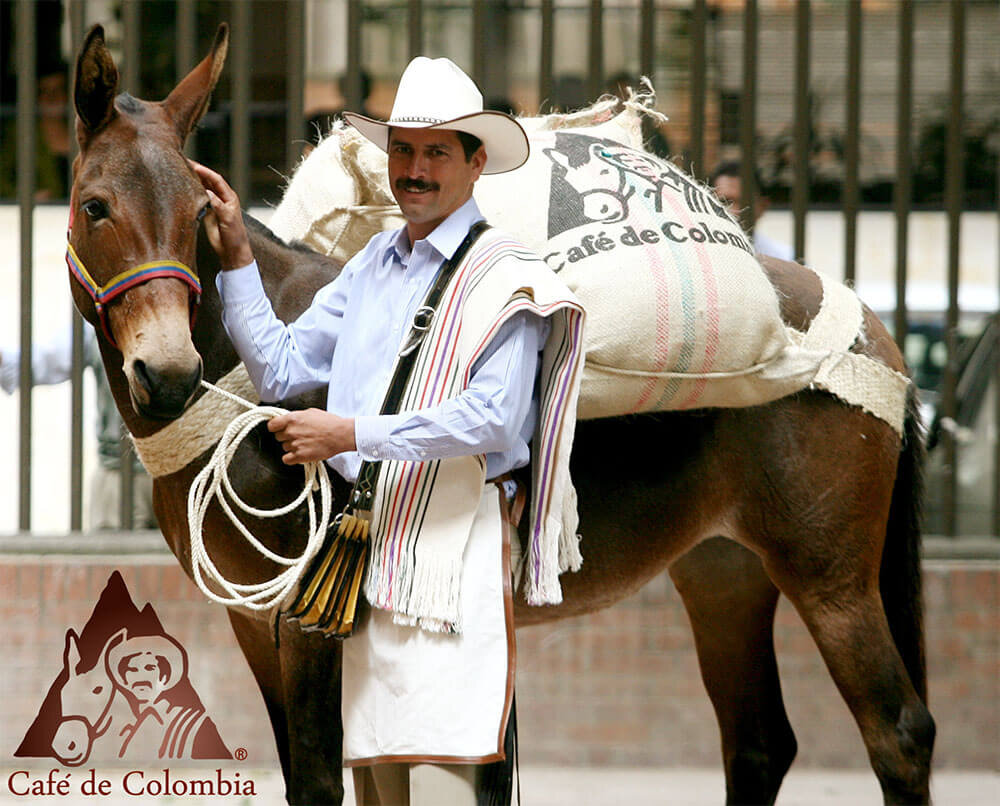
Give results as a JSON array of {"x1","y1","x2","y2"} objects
[
  {"x1": 354, "y1": 414, "x2": 396, "y2": 462},
  {"x1": 215, "y1": 260, "x2": 264, "y2": 305}
]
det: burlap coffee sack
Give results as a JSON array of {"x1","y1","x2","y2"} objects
[{"x1": 270, "y1": 100, "x2": 901, "y2": 427}]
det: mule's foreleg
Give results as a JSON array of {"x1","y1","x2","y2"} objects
[
  {"x1": 226, "y1": 609, "x2": 293, "y2": 784},
  {"x1": 671, "y1": 537, "x2": 797, "y2": 806},
  {"x1": 227, "y1": 610, "x2": 347, "y2": 806},
  {"x1": 275, "y1": 617, "x2": 346, "y2": 806}
]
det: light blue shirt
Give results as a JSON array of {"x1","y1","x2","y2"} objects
[{"x1": 218, "y1": 197, "x2": 550, "y2": 483}]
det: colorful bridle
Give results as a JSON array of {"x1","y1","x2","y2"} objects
[{"x1": 65, "y1": 201, "x2": 202, "y2": 350}]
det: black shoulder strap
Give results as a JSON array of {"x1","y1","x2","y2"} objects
[{"x1": 347, "y1": 220, "x2": 491, "y2": 511}]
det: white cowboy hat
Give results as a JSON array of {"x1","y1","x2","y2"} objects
[{"x1": 343, "y1": 56, "x2": 529, "y2": 175}]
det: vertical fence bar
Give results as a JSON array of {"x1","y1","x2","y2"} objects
[
  {"x1": 230, "y1": 0, "x2": 251, "y2": 201},
  {"x1": 539, "y1": 0, "x2": 554, "y2": 112},
  {"x1": 893, "y1": 0, "x2": 914, "y2": 348},
  {"x1": 286, "y1": 0, "x2": 306, "y2": 172},
  {"x1": 587, "y1": 0, "x2": 604, "y2": 103},
  {"x1": 842, "y1": 0, "x2": 861, "y2": 285},
  {"x1": 941, "y1": 0, "x2": 966, "y2": 537},
  {"x1": 408, "y1": 0, "x2": 423, "y2": 62},
  {"x1": 120, "y1": 0, "x2": 142, "y2": 530},
  {"x1": 639, "y1": 0, "x2": 654, "y2": 84},
  {"x1": 344, "y1": 0, "x2": 363, "y2": 113},
  {"x1": 176, "y1": 0, "x2": 197, "y2": 161},
  {"x1": 792, "y1": 0, "x2": 810, "y2": 262},
  {"x1": 176, "y1": 0, "x2": 196, "y2": 83},
  {"x1": 472, "y1": 0, "x2": 486, "y2": 87},
  {"x1": 994, "y1": 309, "x2": 1000, "y2": 537},
  {"x1": 69, "y1": 0, "x2": 87, "y2": 532},
  {"x1": 689, "y1": 0, "x2": 706, "y2": 179},
  {"x1": 739, "y1": 0, "x2": 758, "y2": 234},
  {"x1": 16, "y1": 0, "x2": 36, "y2": 531},
  {"x1": 122, "y1": 0, "x2": 141, "y2": 94}
]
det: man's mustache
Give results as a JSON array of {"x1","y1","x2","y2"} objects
[{"x1": 396, "y1": 179, "x2": 439, "y2": 193}]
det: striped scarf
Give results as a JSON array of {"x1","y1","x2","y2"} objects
[{"x1": 364, "y1": 229, "x2": 586, "y2": 633}]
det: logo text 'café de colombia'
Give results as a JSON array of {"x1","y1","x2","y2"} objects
[{"x1": 9, "y1": 571, "x2": 257, "y2": 798}]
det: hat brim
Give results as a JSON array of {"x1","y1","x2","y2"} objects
[{"x1": 343, "y1": 110, "x2": 529, "y2": 175}]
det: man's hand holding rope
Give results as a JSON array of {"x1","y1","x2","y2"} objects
[{"x1": 268, "y1": 409, "x2": 357, "y2": 465}]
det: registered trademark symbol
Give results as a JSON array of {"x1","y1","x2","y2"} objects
[{"x1": 235, "y1": 747, "x2": 248, "y2": 761}]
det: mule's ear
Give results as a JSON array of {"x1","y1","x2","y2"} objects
[
  {"x1": 162, "y1": 23, "x2": 229, "y2": 143},
  {"x1": 74, "y1": 25, "x2": 119, "y2": 135},
  {"x1": 63, "y1": 630, "x2": 82, "y2": 676}
]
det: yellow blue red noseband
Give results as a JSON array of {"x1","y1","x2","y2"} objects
[{"x1": 65, "y1": 242, "x2": 202, "y2": 349}]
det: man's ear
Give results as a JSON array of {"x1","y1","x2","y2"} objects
[{"x1": 470, "y1": 145, "x2": 487, "y2": 180}]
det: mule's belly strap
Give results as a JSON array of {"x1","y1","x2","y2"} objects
[{"x1": 131, "y1": 364, "x2": 259, "y2": 478}]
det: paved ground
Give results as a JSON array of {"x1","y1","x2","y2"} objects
[{"x1": 1, "y1": 766, "x2": 996, "y2": 805}]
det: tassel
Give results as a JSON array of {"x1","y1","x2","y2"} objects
[{"x1": 285, "y1": 510, "x2": 370, "y2": 637}]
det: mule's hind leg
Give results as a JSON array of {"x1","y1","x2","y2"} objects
[
  {"x1": 745, "y1": 403, "x2": 935, "y2": 805},
  {"x1": 671, "y1": 537, "x2": 797, "y2": 806},
  {"x1": 774, "y1": 568, "x2": 934, "y2": 805}
]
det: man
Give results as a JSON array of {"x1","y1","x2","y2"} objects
[
  {"x1": 195, "y1": 57, "x2": 583, "y2": 805},
  {"x1": 108, "y1": 632, "x2": 225, "y2": 760},
  {"x1": 710, "y1": 160, "x2": 795, "y2": 262}
]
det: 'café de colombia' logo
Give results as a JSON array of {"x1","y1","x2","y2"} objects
[{"x1": 10, "y1": 572, "x2": 256, "y2": 798}]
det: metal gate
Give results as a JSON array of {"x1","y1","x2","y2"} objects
[{"x1": 3, "y1": 0, "x2": 997, "y2": 537}]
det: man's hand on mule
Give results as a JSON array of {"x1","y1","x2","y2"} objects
[
  {"x1": 190, "y1": 161, "x2": 255, "y2": 271},
  {"x1": 268, "y1": 408, "x2": 357, "y2": 465}
]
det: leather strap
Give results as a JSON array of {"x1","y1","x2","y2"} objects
[{"x1": 345, "y1": 220, "x2": 491, "y2": 515}]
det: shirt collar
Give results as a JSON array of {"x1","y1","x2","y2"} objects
[{"x1": 384, "y1": 197, "x2": 484, "y2": 267}]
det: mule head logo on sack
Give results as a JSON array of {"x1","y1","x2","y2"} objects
[
  {"x1": 15, "y1": 571, "x2": 231, "y2": 766},
  {"x1": 541, "y1": 131, "x2": 752, "y2": 265}
]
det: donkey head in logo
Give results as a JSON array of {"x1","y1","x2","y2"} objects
[
  {"x1": 51, "y1": 628, "x2": 128, "y2": 766},
  {"x1": 544, "y1": 140, "x2": 634, "y2": 224}
]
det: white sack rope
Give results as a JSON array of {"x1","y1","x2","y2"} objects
[{"x1": 186, "y1": 380, "x2": 332, "y2": 611}]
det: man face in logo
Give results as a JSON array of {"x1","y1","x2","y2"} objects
[{"x1": 121, "y1": 650, "x2": 168, "y2": 708}]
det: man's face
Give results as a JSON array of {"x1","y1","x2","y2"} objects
[
  {"x1": 123, "y1": 651, "x2": 164, "y2": 707},
  {"x1": 712, "y1": 174, "x2": 767, "y2": 225},
  {"x1": 387, "y1": 127, "x2": 485, "y2": 242}
]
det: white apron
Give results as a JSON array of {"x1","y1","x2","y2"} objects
[{"x1": 342, "y1": 484, "x2": 515, "y2": 765}]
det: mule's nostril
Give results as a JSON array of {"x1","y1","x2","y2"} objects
[
  {"x1": 132, "y1": 358, "x2": 156, "y2": 395},
  {"x1": 185, "y1": 361, "x2": 203, "y2": 393}
]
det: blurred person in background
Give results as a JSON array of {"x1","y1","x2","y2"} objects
[
  {"x1": 0, "y1": 60, "x2": 72, "y2": 201},
  {"x1": 710, "y1": 159, "x2": 795, "y2": 262},
  {"x1": 0, "y1": 323, "x2": 156, "y2": 529}
]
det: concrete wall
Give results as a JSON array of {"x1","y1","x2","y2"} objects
[{"x1": 1, "y1": 548, "x2": 995, "y2": 772}]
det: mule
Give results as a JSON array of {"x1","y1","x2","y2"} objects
[
  {"x1": 52, "y1": 629, "x2": 131, "y2": 766},
  {"x1": 66, "y1": 24, "x2": 934, "y2": 805}
]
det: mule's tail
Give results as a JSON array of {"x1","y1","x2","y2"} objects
[{"x1": 879, "y1": 386, "x2": 928, "y2": 702}]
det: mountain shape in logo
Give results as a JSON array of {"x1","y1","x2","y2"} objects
[{"x1": 16, "y1": 571, "x2": 231, "y2": 765}]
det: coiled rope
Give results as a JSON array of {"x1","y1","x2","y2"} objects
[{"x1": 187, "y1": 379, "x2": 332, "y2": 610}]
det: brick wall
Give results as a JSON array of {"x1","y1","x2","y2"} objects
[{"x1": 1, "y1": 555, "x2": 995, "y2": 771}]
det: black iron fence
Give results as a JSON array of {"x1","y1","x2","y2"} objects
[{"x1": 2, "y1": 0, "x2": 997, "y2": 537}]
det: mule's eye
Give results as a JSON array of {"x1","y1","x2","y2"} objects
[
  {"x1": 92, "y1": 685, "x2": 103, "y2": 694},
  {"x1": 82, "y1": 199, "x2": 108, "y2": 221},
  {"x1": 197, "y1": 202, "x2": 211, "y2": 222}
]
